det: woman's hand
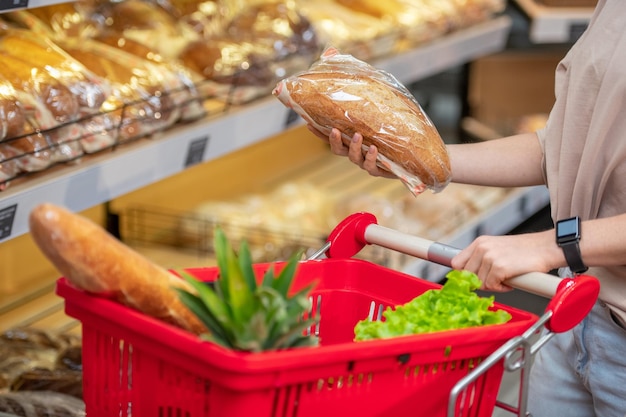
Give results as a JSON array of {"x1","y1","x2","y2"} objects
[
  {"x1": 450, "y1": 230, "x2": 561, "y2": 292},
  {"x1": 306, "y1": 125, "x2": 397, "y2": 179}
]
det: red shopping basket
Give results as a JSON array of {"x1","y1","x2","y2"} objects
[{"x1": 57, "y1": 256, "x2": 539, "y2": 417}]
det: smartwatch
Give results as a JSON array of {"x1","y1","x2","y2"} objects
[{"x1": 556, "y1": 216, "x2": 588, "y2": 274}]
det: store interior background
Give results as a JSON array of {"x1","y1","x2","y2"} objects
[
  {"x1": 0, "y1": 0, "x2": 585, "y2": 329},
  {"x1": 0, "y1": 0, "x2": 597, "y2": 414}
]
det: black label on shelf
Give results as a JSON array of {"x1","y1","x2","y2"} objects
[
  {"x1": 0, "y1": 0, "x2": 28, "y2": 11},
  {"x1": 184, "y1": 136, "x2": 209, "y2": 168},
  {"x1": 0, "y1": 204, "x2": 17, "y2": 240},
  {"x1": 284, "y1": 109, "x2": 300, "y2": 129}
]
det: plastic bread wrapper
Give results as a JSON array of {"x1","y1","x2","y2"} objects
[{"x1": 273, "y1": 47, "x2": 451, "y2": 196}]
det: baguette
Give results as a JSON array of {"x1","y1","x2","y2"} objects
[
  {"x1": 29, "y1": 203, "x2": 206, "y2": 335},
  {"x1": 273, "y1": 48, "x2": 451, "y2": 195}
]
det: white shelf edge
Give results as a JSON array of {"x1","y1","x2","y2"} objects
[
  {"x1": 0, "y1": 17, "x2": 513, "y2": 242},
  {"x1": 378, "y1": 15, "x2": 512, "y2": 83},
  {"x1": 514, "y1": 0, "x2": 594, "y2": 43},
  {"x1": 402, "y1": 185, "x2": 551, "y2": 282}
]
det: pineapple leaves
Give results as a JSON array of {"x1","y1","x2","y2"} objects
[
  {"x1": 270, "y1": 250, "x2": 303, "y2": 297},
  {"x1": 213, "y1": 228, "x2": 257, "y2": 323},
  {"x1": 176, "y1": 226, "x2": 320, "y2": 352}
]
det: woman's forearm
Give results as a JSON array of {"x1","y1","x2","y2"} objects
[{"x1": 447, "y1": 133, "x2": 545, "y2": 187}]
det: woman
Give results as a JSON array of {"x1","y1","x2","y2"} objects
[{"x1": 307, "y1": 0, "x2": 626, "y2": 415}]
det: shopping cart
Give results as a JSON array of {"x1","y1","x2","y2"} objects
[
  {"x1": 316, "y1": 212, "x2": 600, "y2": 416},
  {"x1": 55, "y1": 212, "x2": 599, "y2": 417}
]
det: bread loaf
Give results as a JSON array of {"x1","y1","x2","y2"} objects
[
  {"x1": 29, "y1": 203, "x2": 206, "y2": 335},
  {"x1": 0, "y1": 94, "x2": 25, "y2": 141},
  {"x1": 273, "y1": 48, "x2": 451, "y2": 195},
  {"x1": 0, "y1": 28, "x2": 110, "y2": 114}
]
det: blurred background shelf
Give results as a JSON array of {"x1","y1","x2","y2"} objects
[
  {"x1": 513, "y1": 0, "x2": 595, "y2": 43},
  {"x1": 0, "y1": 16, "x2": 512, "y2": 243}
]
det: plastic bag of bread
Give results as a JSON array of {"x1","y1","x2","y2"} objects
[
  {"x1": 0, "y1": 28, "x2": 110, "y2": 117},
  {"x1": 0, "y1": 78, "x2": 55, "y2": 173},
  {"x1": 296, "y1": 0, "x2": 399, "y2": 61},
  {"x1": 0, "y1": 144, "x2": 20, "y2": 190},
  {"x1": 0, "y1": 27, "x2": 115, "y2": 155},
  {"x1": 56, "y1": 37, "x2": 185, "y2": 142},
  {"x1": 273, "y1": 47, "x2": 451, "y2": 195},
  {"x1": 179, "y1": 0, "x2": 320, "y2": 104},
  {"x1": 83, "y1": 0, "x2": 199, "y2": 60},
  {"x1": 0, "y1": 52, "x2": 83, "y2": 163},
  {"x1": 91, "y1": 33, "x2": 206, "y2": 122}
]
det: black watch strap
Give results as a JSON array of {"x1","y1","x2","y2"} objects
[{"x1": 560, "y1": 240, "x2": 588, "y2": 274}]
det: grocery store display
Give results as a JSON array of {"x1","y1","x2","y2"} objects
[
  {"x1": 0, "y1": 0, "x2": 507, "y2": 192},
  {"x1": 27, "y1": 203, "x2": 206, "y2": 335},
  {"x1": 177, "y1": 228, "x2": 319, "y2": 352},
  {"x1": 273, "y1": 47, "x2": 452, "y2": 195}
]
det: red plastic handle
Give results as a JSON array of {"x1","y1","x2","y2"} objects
[
  {"x1": 544, "y1": 274, "x2": 600, "y2": 333},
  {"x1": 325, "y1": 212, "x2": 378, "y2": 259}
]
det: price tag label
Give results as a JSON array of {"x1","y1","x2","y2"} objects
[
  {"x1": 184, "y1": 136, "x2": 209, "y2": 168},
  {"x1": 0, "y1": 204, "x2": 17, "y2": 240},
  {"x1": 0, "y1": 0, "x2": 28, "y2": 11}
]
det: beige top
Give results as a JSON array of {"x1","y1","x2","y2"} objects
[{"x1": 537, "y1": 0, "x2": 626, "y2": 322}]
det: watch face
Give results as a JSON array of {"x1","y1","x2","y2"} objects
[{"x1": 557, "y1": 217, "x2": 580, "y2": 240}]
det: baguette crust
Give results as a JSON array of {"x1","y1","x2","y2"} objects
[
  {"x1": 275, "y1": 70, "x2": 451, "y2": 192},
  {"x1": 29, "y1": 203, "x2": 206, "y2": 335}
]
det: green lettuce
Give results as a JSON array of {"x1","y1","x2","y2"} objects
[{"x1": 354, "y1": 270, "x2": 512, "y2": 341}]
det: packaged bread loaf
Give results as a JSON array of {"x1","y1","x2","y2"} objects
[
  {"x1": 0, "y1": 28, "x2": 110, "y2": 116},
  {"x1": 92, "y1": 33, "x2": 206, "y2": 122},
  {"x1": 273, "y1": 47, "x2": 451, "y2": 195},
  {"x1": 0, "y1": 53, "x2": 84, "y2": 163},
  {"x1": 0, "y1": 76, "x2": 57, "y2": 173},
  {"x1": 0, "y1": 27, "x2": 115, "y2": 156},
  {"x1": 56, "y1": 37, "x2": 184, "y2": 142}
]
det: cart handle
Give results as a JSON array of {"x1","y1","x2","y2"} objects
[{"x1": 325, "y1": 212, "x2": 600, "y2": 333}]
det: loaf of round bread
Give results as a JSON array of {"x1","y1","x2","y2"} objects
[{"x1": 273, "y1": 48, "x2": 451, "y2": 195}]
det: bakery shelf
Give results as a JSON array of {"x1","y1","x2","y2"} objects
[
  {"x1": 514, "y1": 0, "x2": 595, "y2": 43},
  {"x1": 377, "y1": 15, "x2": 512, "y2": 82},
  {"x1": 0, "y1": 16, "x2": 512, "y2": 243}
]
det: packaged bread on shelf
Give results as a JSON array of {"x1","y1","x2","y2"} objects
[
  {"x1": 56, "y1": 37, "x2": 190, "y2": 142},
  {"x1": 0, "y1": 83, "x2": 53, "y2": 178},
  {"x1": 0, "y1": 26, "x2": 117, "y2": 155},
  {"x1": 159, "y1": 0, "x2": 231, "y2": 38},
  {"x1": 0, "y1": 144, "x2": 20, "y2": 190},
  {"x1": 0, "y1": 52, "x2": 84, "y2": 163},
  {"x1": 273, "y1": 47, "x2": 452, "y2": 196},
  {"x1": 296, "y1": 0, "x2": 400, "y2": 61},
  {"x1": 7, "y1": 8, "x2": 206, "y2": 125},
  {"x1": 92, "y1": 33, "x2": 207, "y2": 122},
  {"x1": 0, "y1": 69, "x2": 77, "y2": 170},
  {"x1": 178, "y1": 0, "x2": 320, "y2": 104},
  {"x1": 0, "y1": 27, "x2": 110, "y2": 116},
  {"x1": 85, "y1": 0, "x2": 199, "y2": 60},
  {"x1": 0, "y1": 89, "x2": 25, "y2": 142}
]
